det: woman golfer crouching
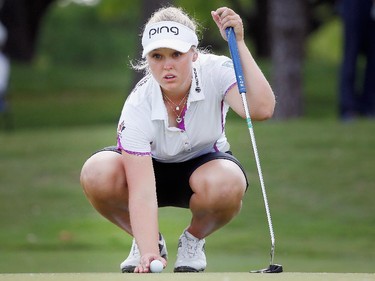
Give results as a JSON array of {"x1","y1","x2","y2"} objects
[{"x1": 80, "y1": 6, "x2": 275, "y2": 273}]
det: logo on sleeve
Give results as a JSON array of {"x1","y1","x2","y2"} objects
[
  {"x1": 222, "y1": 60, "x2": 234, "y2": 68},
  {"x1": 117, "y1": 121, "x2": 126, "y2": 135}
]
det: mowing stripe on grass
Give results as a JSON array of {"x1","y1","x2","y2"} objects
[{"x1": 0, "y1": 273, "x2": 374, "y2": 281}]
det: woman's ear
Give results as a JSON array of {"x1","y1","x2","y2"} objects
[{"x1": 192, "y1": 50, "x2": 198, "y2": 62}]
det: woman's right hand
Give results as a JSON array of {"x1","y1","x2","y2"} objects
[{"x1": 134, "y1": 253, "x2": 167, "y2": 273}]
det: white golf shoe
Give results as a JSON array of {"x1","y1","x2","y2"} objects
[
  {"x1": 174, "y1": 230, "x2": 206, "y2": 272},
  {"x1": 120, "y1": 233, "x2": 168, "y2": 273}
]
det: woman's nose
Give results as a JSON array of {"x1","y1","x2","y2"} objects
[{"x1": 163, "y1": 58, "x2": 173, "y2": 70}]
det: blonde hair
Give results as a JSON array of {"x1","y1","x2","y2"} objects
[
  {"x1": 146, "y1": 6, "x2": 197, "y2": 33},
  {"x1": 131, "y1": 6, "x2": 200, "y2": 73}
]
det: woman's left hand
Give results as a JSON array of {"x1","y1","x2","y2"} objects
[{"x1": 211, "y1": 7, "x2": 244, "y2": 42}]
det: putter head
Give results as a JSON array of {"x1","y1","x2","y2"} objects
[{"x1": 250, "y1": 264, "x2": 283, "y2": 273}]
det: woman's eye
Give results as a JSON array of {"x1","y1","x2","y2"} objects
[
  {"x1": 173, "y1": 52, "x2": 182, "y2": 57},
  {"x1": 152, "y1": 54, "x2": 162, "y2": 59}
]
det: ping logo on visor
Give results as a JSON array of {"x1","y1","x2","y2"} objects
[
  {"x1": 148, "y1": 25, "x2": 179, "y2": 38},
  {"x1": 142, "y1": 21, "x2": 198, "y2": 58}
]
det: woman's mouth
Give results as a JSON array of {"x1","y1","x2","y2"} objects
[{"x1": 164, "y1": 74, "x2": 176, "y2": 80}]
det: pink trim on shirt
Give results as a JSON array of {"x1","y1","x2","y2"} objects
[
  {"x1": 223, "y1": 82, "x2": 236, "y2": 131},
  {"x1": 117, "y1": 136, "x2": 151, "y2": 156},
  {"x1": 225, "y1": 82, "x2": 237, "y2": 97},
  {"x1": 221, "y1": 99, "x2": 225, "y2": 132},
  {"x1": 117, "y1": 136, "x2": 124, "y2": 150},
  {"x1": 123, "y1": 150, "x2": 151, "y2": 156},
  {"x1": 213, "y1": 143, "x2": 220, "y2": 152},
  {"x1": 211, "y1": 98, "x2": 227, "y2": 152}
]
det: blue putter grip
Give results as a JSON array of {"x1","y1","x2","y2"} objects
[{"x1": 226, "y1": 27, "x2": 246, "y2": 94}]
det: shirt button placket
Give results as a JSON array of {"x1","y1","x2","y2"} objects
[{"x1": 180, "y1": 130, "x2": 192, "y2": 152}]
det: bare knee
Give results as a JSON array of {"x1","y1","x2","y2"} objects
[
  {"x1": 80, "y1": 151, "x2": 127, "y2": 200},
  {"x1": 190, "y1": 161, "x2": 246, "y2": 212},
  {"x1": 206, "y1": 175, "x2": 245, "y2": 210}
]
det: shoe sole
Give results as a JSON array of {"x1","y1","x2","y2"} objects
[
  {"x1": 121, "y1": 266, "x2": 136, "y2": 273},
  {"x1": 174, "y1": 266, "x2": 205, "y2": 273}
]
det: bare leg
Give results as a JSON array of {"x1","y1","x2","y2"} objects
[
  {"x1": 187, "y1": 159, "x2": 247, "y2": 239},
  {"x1": 80, "y1": 151, "x2": 132, "y2": 235}
]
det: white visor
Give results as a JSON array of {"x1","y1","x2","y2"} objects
[{"x1": 142, "y1": 21, "x2": 198, "y2": 58}]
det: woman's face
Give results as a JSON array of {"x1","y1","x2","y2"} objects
[{"x1": 147, "y1": 48, "x2": 197, "y2": 96}]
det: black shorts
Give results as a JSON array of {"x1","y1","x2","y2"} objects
[{"x1": 94, "y1": 146, "x2": 248, "y2": 208}]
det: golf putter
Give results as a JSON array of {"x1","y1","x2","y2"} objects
[{"x1": 225, "y1": 27, "x2": 283, "y2": 274}]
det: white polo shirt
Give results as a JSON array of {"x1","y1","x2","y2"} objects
[{"x1": 117, "y1": 53, "x2": 237, "y2": 163}]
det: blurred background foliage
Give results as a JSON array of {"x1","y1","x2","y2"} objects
[
  {"x1": 38, "y1": 1, "x2": 139, "y2": 67},
  {"x1": 35, "y1": 0, "x2": 338, "y2": 67},
  {"x1": 3, "y1": 0, "x2": 343, "y2": 129}
]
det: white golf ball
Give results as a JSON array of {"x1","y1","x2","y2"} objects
[{"x1": 150, "y1": 260, "x2": 163, "y2": 273}]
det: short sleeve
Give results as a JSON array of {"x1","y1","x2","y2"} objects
[
  {"x1": 214, "y1": 56, "x2": 237, "y2": 98},
  {"x1": 117, "y1": 104, "x2": 152, "y2": 156}
]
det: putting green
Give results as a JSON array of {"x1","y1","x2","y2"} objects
[{"x1": 0, "y1": 273, "x2": 374, "y2": 281}]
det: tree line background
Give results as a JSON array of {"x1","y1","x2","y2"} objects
[{"x1": 1, "y1": 0, "x2": 340, "y2": 122}]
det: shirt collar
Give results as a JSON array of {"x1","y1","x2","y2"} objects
[
  {"x1": 151, "y1": 80, "x2": 166, "y2": 121},
  {"x1": 150, "y1": 65, "x2": 204, "y2": 121}
]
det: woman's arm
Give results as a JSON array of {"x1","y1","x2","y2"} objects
[
  {"x1": 121, "y1": 151, "x2": 164, "y2": 273},
  {"x1": 211, "y1": 7, "x2": 275, "y2": 121}
]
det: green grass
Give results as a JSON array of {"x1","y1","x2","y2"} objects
[
  {"x1": 1, "y1": 273, "x2": 374, "y2": 281},
  {"x1": 0, "y1": 273, "x2": 374, "y2": 281},
  {"x1": 0, "y1": 120, "x2": 374, "y2": 273},
  {"x1": 6, "y1": 63, "x2": 134, "y2": 129},
  {"x1": 1, "y1": 14, "x2": 373, "y2": 273}
]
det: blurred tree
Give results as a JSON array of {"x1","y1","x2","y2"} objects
[
  {"x1": 220, "y1": 0, "x2": 336, "y2": 59},
  {"x1": 230, "y1": 0, "x2": 270, "y2": 57},
  {"x1": 269, "y1": 0, "x2": 308, "y2": 119},
  {"x1": 266, "y1": 0, "x2": 336, "y2": 119},
  {"x1": 0, "y1": 0, "x2": 55, "y2": 62}
]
